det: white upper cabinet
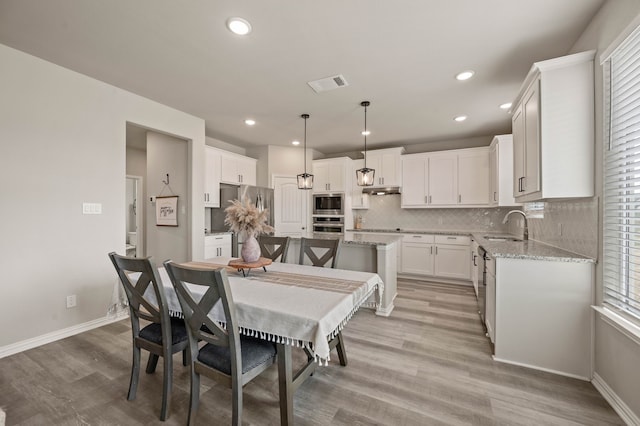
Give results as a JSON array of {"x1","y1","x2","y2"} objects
[
  {"x1": 312, "y1": 157, "x2": 352, "y2": 193},
  {"x1": 363, "y1": 147, "x2": 405, "y2": 187},
  {"x1": 511, "y1": 50, "x2": 595, "y2": 202},
  {"x1": 204, "y1": 147, "x2": 220, "y2": 207},
  {"x1": 489, "y1": 135, "x2": 520, "y2": 207},
  {"x1": 457, "y1": 148, "x2": 489, "y2": 206},
  {"x1": 351, "y1": 159, "x2": 370, "y2": 209},
  {"x1": 401, "y1": 147, "x2": 489, "y2": 208},
  {"x1": 220, "y1": 152, "x2": 257, "y2": 186}
]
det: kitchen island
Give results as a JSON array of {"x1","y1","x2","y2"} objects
[{"x1": 285, "y1": 233, "x2": 399, "y2": 316}]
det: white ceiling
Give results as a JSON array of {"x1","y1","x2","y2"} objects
[{"x1": 0, "y1": 0, "x2": 605, "y2": 155}]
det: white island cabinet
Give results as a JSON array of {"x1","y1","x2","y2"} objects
[{"x1": 400, "y1": 233, "x2": 471, "y2": 281}]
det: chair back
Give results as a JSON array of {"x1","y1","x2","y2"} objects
[
  {"x1": 108, "y1": 252, "x2": 171, "y2": 337},
  {"x1": 258, "y1": 235, "x2": 290, "y2": 262},
  {"x1": 163, "y1": 262, "x2": 241, "y2": 374},
  {"x1": 298, "y1": 237, "x2": 340, "y2": 268}
]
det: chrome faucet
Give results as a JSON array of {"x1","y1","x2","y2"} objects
[{"x1": 502, "y1": 210, "x2": 528, "y2": 240}]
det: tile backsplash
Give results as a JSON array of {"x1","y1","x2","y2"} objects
[
  {"x1": 355, "y1": 195, "x2": 514, "y2": 233},
  {"x1": 527, "y1": 197, "x2": 598, "y2": 259}
]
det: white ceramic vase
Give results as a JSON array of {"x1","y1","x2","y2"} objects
[{"x1": 241, "y1": 234, "x2": 261, "y2": 263}]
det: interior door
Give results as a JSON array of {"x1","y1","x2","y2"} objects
[{"x1": 273, "y1": 176, "x2": 308, "y2": 237}]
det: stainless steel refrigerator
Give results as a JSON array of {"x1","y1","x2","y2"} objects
[{"x1": 210, "y1": 183, "x2": 274, "y2": 256}]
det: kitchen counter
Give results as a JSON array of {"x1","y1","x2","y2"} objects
[
  {"x1": 348, "y1": 228, "x2": 595, "y2": 264},
  {"x1": 288, "y1": 233, "x2": 401, "y2": 247},
  {"x1": 473, "y1": 234, "x2": 596, "y2": 264}
]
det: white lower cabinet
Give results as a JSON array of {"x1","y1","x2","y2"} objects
[
  {"x1": 204, "y1": 234, "x2": 231, "y2": 259},
  {"x1": 488, "y1": 256, "x2": 594, "y2": 379},
  {"x1": 400, "y1": 234, "x2": 471, "y2": 280}
]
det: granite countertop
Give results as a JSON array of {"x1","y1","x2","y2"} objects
[
  {"x1": 205, "y1": 231, "x2": 232, "y2": 236},
  {"x1": 288, "y1": 232, "x2": 401, "y2": 247},
  {"x1": 473, "y1": 234, "x2": 596, "y2": 264},
  {"x1": 346, "y1": 228, "x2": 473, "y2": 236},
  {"x1": 348, "y1": 228, "x2": 595, "y2": 263}
]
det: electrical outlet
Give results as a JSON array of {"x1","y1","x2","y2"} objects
[{"x1": 66, "y1": 294, "x2": 77, "y2": 308}]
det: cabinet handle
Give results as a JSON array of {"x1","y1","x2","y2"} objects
[
  {"x1": 493, "y1": 191, "x2": 497, "y2": 202},
  {"x1": 458, "y1": 194, "x2": 461, "y2": 203},
  {"x1": 429, "y1": 195, "x2": 432, "y2": 204},
  {"x1": 473, "y1": 255, "x2": 477, "y2": 266},
  {"x1": 425, "y1": 195, "x2": 428, "y2": 203},
  {"x1": 435, "y1": 246, "x2": 438, "y2": 255},
  {"x1": 430, "y1": 246, "x2": 433, "y2": 255},
  {"x1": 381, "y1": 177, "x2": 384, "y2": 185}
]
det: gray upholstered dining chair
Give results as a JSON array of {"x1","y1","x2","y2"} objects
[
  {"x1": 163, "y1": 261, "x2": 277, "y2": 426},
  {"x1": 108, "y1": 252, "x2": 188, "y2": 421},
  {"x1": 298, "y1": 237, "x2": 341, "y2": 268},
  {"x1": 258, "y1": 235, "x2": 290, "y2": 262}
]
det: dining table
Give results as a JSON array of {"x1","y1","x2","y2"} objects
[{"x1": 148, "y1": 256, "x2": 384, "y2": 425}]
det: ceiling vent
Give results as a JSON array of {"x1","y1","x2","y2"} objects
[{"x1": 307, "y1": 74, "x2": 349, "y2": 93}]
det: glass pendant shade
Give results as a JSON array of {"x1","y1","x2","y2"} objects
[
  {"x1": 356, "y1": 167, "x2": 375, "y2": 186},
  {"x1": 297, "y1": 113, "x2": 313, "y2": 190},
  {"x1": 297, "y1": 172, "x2": 314, "y2": 190},
  {"x1": 356, "y1": 100, "x2": 375, "y2": 186}
]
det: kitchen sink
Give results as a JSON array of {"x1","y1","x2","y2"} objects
[{"x1": 483, "y1": 235, "x2": 522, "y2": 242}]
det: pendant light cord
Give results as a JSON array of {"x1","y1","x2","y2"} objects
[{"x1": 364, "y1": 104, "x2": 368, "y2": 168}]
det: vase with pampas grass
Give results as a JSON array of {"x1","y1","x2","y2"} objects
[{"x1": 224, "y1": 197, "x2": 274, "y2": 262}]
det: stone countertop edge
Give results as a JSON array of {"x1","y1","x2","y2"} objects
[
  {"x1": 205, "y1": 231, "x2": 232, "y2": 236},
  {"x1": 288, "y1": 233, "x2": 401, "y2": 247},
  {"x1": 348, "y1": 228, "x2": 596, "y2": 263}
]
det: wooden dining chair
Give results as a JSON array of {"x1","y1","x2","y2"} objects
[
  {"x1": 298, "y1": 237, "x2": 341, "y2": 268},
  {"x1": 163, "y1": 261, "x2": 277, "y2": 426},
  {"x1": 108, "y1": 252, "x2": 189, "y2": 421},
  {"x1": 258, "y1": 235, "x2": 290, "y2": 262}
]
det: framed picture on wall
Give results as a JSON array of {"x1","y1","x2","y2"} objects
[{"x1": 156, "y1": 195, "x2": 178, "y2": 226}]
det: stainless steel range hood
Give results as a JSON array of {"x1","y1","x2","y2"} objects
[{"x1": 361, "y1": 186, "x2": 401, "y2": 195}]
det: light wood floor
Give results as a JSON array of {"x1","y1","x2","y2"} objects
[{"x1": 0, "y1": 279, "x2": 624, "y2": 425}]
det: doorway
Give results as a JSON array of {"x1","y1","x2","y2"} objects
[{"x1": 126, "y1": 175, "x2": 143, "y2": 257}]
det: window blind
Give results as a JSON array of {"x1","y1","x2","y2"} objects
[{"x1": 603, "y1": 24, "x2": 640, "y2": 323}]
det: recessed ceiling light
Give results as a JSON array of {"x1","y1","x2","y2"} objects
[
  {"x1": 455, "y1": 70, "x2": 475, "y2": 81},
  {"x1": 500, "y1": 102, "x2": 512, "y2": 110},
  {"x1": 291, "y1": 140, "x2": 300, "y2": 146},
  {"x1": 244, "y1": 119, "x2": 256, "y2": 126},
  {"x1": 361, "y1": 130, "x2": 371, "y2": 136},
  {"x1": 454, "y1": 115, "x2": 467, "y2": 122},
  {"x1": 226, "y1": 17, "x2": 252, "y2": 35}
]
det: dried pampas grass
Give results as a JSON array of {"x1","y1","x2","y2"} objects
[{"x1": 224, "y1": 197, "x2": 274, "y2": 238}]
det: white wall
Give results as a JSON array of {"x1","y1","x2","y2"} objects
[
  {"x1": 146, "y1": 132, "x2": 189, "y2": 263},
  {"x1": 568, "y1": 0, "x2": 640, "y2": 420},
  {"x1": 0, "y1": 43, "x2": 205, "y2": 351}
]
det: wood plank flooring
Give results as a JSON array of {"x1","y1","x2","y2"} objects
[{"x1": 0, "y1": 278, "x2": 624, "y2": 425}]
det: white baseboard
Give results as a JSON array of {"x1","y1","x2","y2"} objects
[
  {"x1": 492, "y1": 355, "x2": 590, "y2": 381},
  {"x1": 0, "y1": 312, "x2": 128, "y2": 359},
  {"x1": 592, "y1": 372, "x2": 640, "y2": 426},
  {"x1": 375, "y1": 303, "x2": 394, "y2": 317}
]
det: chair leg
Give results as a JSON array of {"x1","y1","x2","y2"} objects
[
  {"x1": 232, "y1": 374, "x2": 243, "y2": 426},
  {"x1": 187, "y1": 369, "x2": 201, "y2": 426},
  {"x1": 335, "y1": 333, "x2": 348, "y2": 366},
  {"x1": 146, "y1": 353, "x2": 159, "y2": 373},
  {"x1": 128, "y1": 345, "x2": 141, "y2": 400},
  {"x1": 159, "y1": 351, "x2": 172, "y2": 421}
]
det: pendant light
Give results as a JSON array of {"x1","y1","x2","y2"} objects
[
  {"x1": 356, "y1": 101, "x2": 375, "y2": 186},
  {"x1": 297, "y1": 113, "x2": 314, "y2": 189}
]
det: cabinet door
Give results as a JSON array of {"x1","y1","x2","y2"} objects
[
  {"x1": 489, "y1": 143, "x2": 498, "y2": 206},
  {"x1": 220, "y1": 157, "x2": 238, "y2": 184},
  {"x1": 485, "y1": 266, "x2": 496, "y2": 344},
  {"x1": 401, "y1": 242, "x2": 434, "y2": 275},
  {"x1": 312, "y1": 163, "x2": 329, "y2": 192},
  {"x1": 381, "y1": 152, "x2": 400, "y2": 186},
  {"x1": 428, "y1": 153, "x2": 457, "y2": 205},
  {"x1": 523, "y1": 80, "x2": 541, "y2": 195},
  {"x1": 365, "y1": 154, "x2": 383, "y2": 186},
  {"x1": 401, "y1": 157, "x2": 428, "y2": 206},
  {"x1": 237, "y1": 158, "x2": 256, "y2": 186},
  {"x1": 512, "y1": 104, "x2": 525, "y2": 198},
  {"x1": 458, "y1": 149, "x2": 489, "y2": 205},
  {"x1": 328, "y1": 162, "x2": 345, "y2": 192},
  {"x1": 434, "y1": 244, "x2": 471, "y2": 280},
  {"x1": 204, "y1": 148, "x2": 220, "y2": 207}
]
